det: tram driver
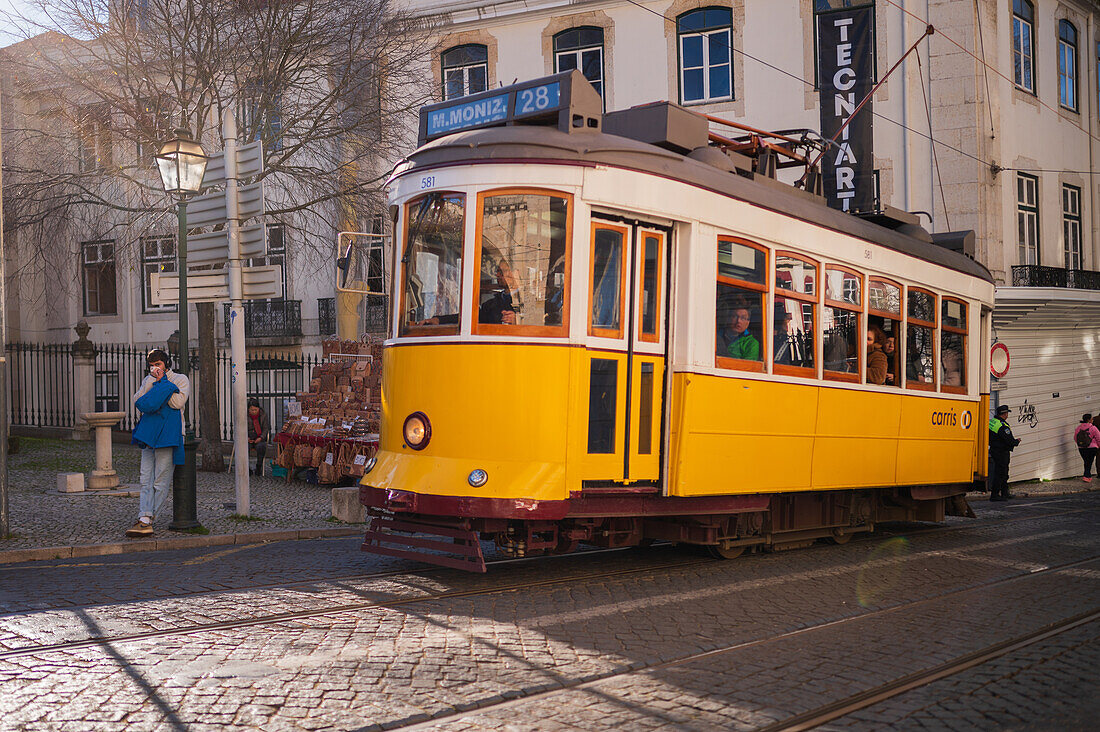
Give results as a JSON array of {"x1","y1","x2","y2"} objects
[
  {"x1": 478, "y1": 258, "x2": 520, "y2": 325},
  {"x1": 415, "y1": 257, "x2": 522, "y2": 326}
]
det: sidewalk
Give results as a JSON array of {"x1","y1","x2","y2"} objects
[
  {"x1": 967, "y1": 476, "x2": 1100, "y2": 501},
  {"x1": 0, "y1": 437, "x2": 364, "y2": 564}
]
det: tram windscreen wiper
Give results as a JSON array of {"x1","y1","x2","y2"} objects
[{"x1": 402, "y1": 194, "x2": 437, "y2": 264}]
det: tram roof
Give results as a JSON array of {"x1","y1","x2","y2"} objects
[{"x1": 395, "y1": 125, "x2": 994, "y2": 285}]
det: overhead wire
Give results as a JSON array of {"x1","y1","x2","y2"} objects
[
  {"x1": 917, "y1": 50, "x2": 951, "y2": 230},
  {"x1": 619, "y1": 0, "x2": 1099, "y2": 178}
]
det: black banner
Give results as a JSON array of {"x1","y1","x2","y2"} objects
[{"x1": 817, "y1": 7, "x2": 875, "y2": 213}]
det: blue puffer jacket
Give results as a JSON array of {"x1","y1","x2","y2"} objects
[{"x1": 132, "y1": 378, "x2": 185, "y2": 464}]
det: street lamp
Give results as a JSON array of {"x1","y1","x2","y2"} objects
[{"x1": 155, "y1": 126, "x2": 208, "y2": 531}]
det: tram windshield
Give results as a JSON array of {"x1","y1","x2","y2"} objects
[
  {"x1": 400, "y1": 192, "x2": 465, "y2": 334},
  {"x1": 476, "y1": 192, "x2": 569, "y2": 332}
]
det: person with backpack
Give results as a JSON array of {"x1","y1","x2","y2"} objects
[
  {"x1": 1072, "y1": 414, "x2": 1100, "y2": 483},
  {"x1": 988, "y1": 405, "x2": 1020, "y2": 501}
]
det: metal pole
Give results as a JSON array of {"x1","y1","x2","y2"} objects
[
  {"x1": 0, "y1": 91, "x2": 8, "y2": 539},
  {"x1": 170, "y1": 198, "x2": 200, "y2": 530},
  {"x1": 223, "y1": 113, "x2": 250, "y2": 515}
]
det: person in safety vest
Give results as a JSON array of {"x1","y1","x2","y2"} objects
[{"x1": 988, "y1": 404, "x2": 1020, "y2": 502}]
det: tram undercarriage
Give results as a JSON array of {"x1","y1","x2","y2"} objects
[{"x1": 360, "y1": 486, "x2": 974, "y2": 572}]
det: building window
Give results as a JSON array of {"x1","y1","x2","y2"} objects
[
  {"x1": 1012, "y1": 0, "x2": 1035, "y2": 93},
  {"x1": 82, "y1": 241, "x2": 117, "y2": 316},
  {"x1": 1017, "y1": 173, "x2": 1039, "y2": 265},
  {"x1": 95, "y1": 370, "x2": 120, "y2": 413},
  {"x1": 1058, "y1": 20, "x2": 1078, "y2": 111},
  {"x1": 554, "y1": 27, "x2": 604, "y2": 97},
  {"x1": 238, "y1": 82, "x2": 283, "y2": 151},
  {"x1": 441, "y1": 45, "x2": 488, "y2": 100},
  {"x1": 1063, "y1": 184, "x2": 1082, "y2": 270},
  {"x1": 136, "y1": 96, "x2": 172, "y2": 162},
  {"x1": 142, "y1": 235, "x2": 177, "y2": 313},
  {"x1": 677, "y1": 8, "x2": 733, "y2": 104},
  {"x1": 77, "y1": 105, "x2": 112, "y2": 173}
]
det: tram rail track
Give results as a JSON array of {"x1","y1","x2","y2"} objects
[
  {"x1": 758, "y1": 607, "x2": 1100, "y2": 731},
  {"x1": 390, "y1": 551, "x2": 1100, "y2": 732},
  {"x1": 2, "y1": 501, "x2": 1093, "y2": 620},
  {"x1": 1, "y1": 508, "x2": 1096, "y2": 663}
]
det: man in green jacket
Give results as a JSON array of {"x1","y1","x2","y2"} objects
[{"x1": 719, "y1": 306, "x2": 760, "y2": 361}]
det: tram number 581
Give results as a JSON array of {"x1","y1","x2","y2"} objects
[{"x1": 420, "y1": 176, "x2": 435, "y2": 190}]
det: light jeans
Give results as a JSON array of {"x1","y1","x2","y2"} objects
[{"x1": 139, "y1": 447, "x2": 174, "y2": 522}]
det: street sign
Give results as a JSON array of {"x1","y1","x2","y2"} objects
[
  {"x1": 186, "y1": 224, "x2": 268, "y2": 265},
  {"x1": 200, "y1": 141, "x2": 264, "y2": 189},
  {"x1": 150, "y1": 265, "x2": 282, "y2": 305},
  {"x1": 990, "y1": 380, "x2": 1008, "y2": 392},
  {"x1": 990, "y1": 343, "x2": 1010, "y2": 378},
  {"x1": 187, "y1": 183, "x2": 265, "y2": 228}
]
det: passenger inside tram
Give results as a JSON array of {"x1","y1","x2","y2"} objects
[
  {"x1": 773, "y1": 309, "x2": 794, "y2": 365},
  {"x1": 865, "y1": 325, "x2": 888, "y2": 385},
  {"x1": 716, "y1": 292, "x2": 761, "y2": 362},
  {"x1": 883, "y1": 335, "x2": 897, "y2": 385}
]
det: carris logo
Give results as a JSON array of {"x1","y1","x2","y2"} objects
[{"x1": 931, "y1": 409, "x2": 958, "y2": 427}]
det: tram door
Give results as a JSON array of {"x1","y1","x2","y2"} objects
[{"x1": 586, "y1": 218, "x2": 668, "y2": 485}]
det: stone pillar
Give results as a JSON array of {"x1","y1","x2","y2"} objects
[{"x1": 71, "y1": 321, "x2": 97, "y2": 441}]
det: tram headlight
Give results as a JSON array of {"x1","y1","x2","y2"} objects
[
  {"x1": 402, "y1": 411, "x2": 431, "y2": 450},
  {"x1": 468, "y1": 469, "x2": 488, "y2": 487},
  {"x1": 363, "y1": 456, "x2": 377, "y2": 474}
]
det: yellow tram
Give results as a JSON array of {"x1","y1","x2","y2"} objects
[{"x1": 349, "y1": 72, "x2": 995, "y2": 571}]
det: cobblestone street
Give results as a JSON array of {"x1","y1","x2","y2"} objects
[{"x1": 0, "y1": 492, "x2": 1096, "y2": 730}]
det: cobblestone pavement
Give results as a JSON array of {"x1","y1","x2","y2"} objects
[
  {"x1": 2, "y1": 437, "x2": 360, "y2": 550},
  {"x1": 0, "y1": 493, "x2": 1095, "y2": 730}
]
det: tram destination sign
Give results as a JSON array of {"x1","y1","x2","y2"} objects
[{"x1": 418, "y1": 70, "x2": 601, "y2": 146}]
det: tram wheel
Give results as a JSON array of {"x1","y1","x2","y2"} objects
[
  {"x1": 707, "y1": 544, "x2": 745, "y2": 560},
  {"x1": 828, "y1": 529, "x2": 853, "y2": 545}
]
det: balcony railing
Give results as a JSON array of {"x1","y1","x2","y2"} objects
[
  {"x1": 1011, "y1": 265, "x2": 1100, "y2": 290},
  {"x1": 318, "y1": 297, "x2": 336, "y2": 336},
  {"x1": 223, "y1": 300, "x2": 302, "y2": 339}
]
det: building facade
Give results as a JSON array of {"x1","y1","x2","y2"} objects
[{"x1": 404, "y1": 0, "x2": 1100, "y2": 479}]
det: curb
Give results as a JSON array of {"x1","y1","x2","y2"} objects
[
  {"x1": 0, "y1": 527, "x2": 363, "y2": 565},
  {"x1": 967, "y1": 485, "x2": 1099, "y2": 502}
]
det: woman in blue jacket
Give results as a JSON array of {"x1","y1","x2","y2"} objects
[{"x1": 126, "y1": 348, "x2": 190, "y2": 538}]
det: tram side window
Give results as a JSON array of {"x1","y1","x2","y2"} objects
[
  {"x1": 824, "y1": 267, "x2": 861, "y2": 380},
  {"x1": 716, "y1": 239, "x2": 767, "y2": 370},
  {"x1": 868, "y1": 278, "x2": 902, "y2": 387},
  {"x1": 774, "y1": 253, "x2": 817, "y2": 373},
  {"x1": 399, "y1": 192, "x2": 465, "y2": 336},
  {"x1": 941, "y1": 298, "x2": 967, "y2": 392},
  {"x1": 906, "y1": 289, "x2": 937, "y2": 388},
  {"x1": 476, "y1": 191, "x2": 570, "y2": 335}
]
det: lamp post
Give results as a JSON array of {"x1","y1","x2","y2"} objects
[{"x1": 155, "y1": 126, "x2": 208, "y2": 531}]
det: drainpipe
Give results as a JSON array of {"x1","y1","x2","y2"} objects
[{"x1": 899, "y1": 0, "x2": 911, "y2": 214}]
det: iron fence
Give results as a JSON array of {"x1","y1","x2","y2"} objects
[
  {"x1": 8, "y1": 341, "x2": 318, "y2": 438},
  {"x1": 7, "y1": 343, "x2": 75, "y2": 428},
  {"x1": 223, "y1": 300, "x2": 302, "y2": 338},
  {"x1": 1011, "y1": 265, "x2": 1100, "y2": 290}
]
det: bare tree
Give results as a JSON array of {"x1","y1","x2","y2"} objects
[{"x1": 1, "y1": 0, "x2": 430, "y2": 465}]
